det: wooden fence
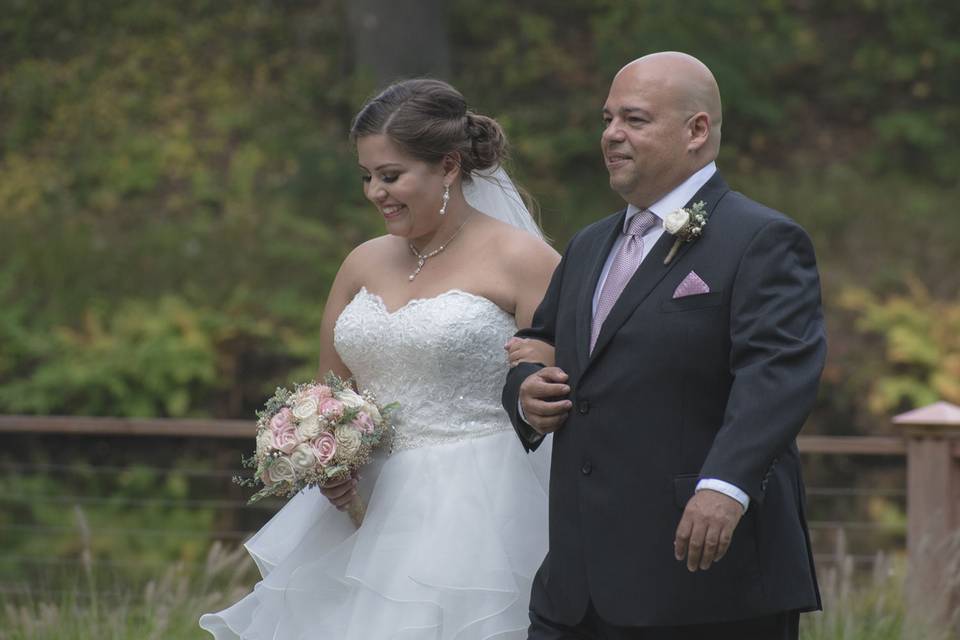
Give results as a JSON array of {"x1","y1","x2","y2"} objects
[{"x1": 2, "y1": 402, "x2": 958, "y2": 628}]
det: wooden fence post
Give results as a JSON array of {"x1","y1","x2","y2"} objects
[{"x1": 894, "y1": 401, "x2": 960, "y2": 631}]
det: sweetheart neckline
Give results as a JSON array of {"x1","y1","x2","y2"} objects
[{"x1": 354, "y1": 286, "x2": 513, "y2": 319}]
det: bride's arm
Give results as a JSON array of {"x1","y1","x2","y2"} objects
[
  {"x1": 505, "y1": 337, "x2": 555, "y2": 368},
  {"x1": 317, "y1": 250, "x2": 363, "y2": 382},
  {"x1": 316, "y1": 248, "x2": 365, "y2": 510},
  {"x1": 512, "y1": 240, "x2": 561, "y2": 331},
  {"x1": 506, "y1": 235, "x2": 560, "y2": 366}
]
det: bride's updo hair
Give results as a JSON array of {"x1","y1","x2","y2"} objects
[{"x1": 350, "y1": 79, "x2": 508, "y2": 180}]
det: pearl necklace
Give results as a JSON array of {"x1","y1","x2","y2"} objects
[{"x1": 407, "y1": 216, "x2": 471, "y2": 281}]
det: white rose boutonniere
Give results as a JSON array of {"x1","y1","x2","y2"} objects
[{"x1": 663, "y1": 200, "x2": 709, "y2": 265}]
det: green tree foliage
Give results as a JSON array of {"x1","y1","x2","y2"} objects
[
  {"x1": 1, "y1": 1, "x2": 958, "y2": 430},
  {"x1": 3, "y1": 463, "x2": 216, "y2": 570},
  {"x1": 1, "y1": 1, "x2": 368, "y2": 416},
  {"x1": 839, "y1": 281, "x2": 960, "y2": 418}
]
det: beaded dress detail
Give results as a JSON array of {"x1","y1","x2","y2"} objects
[
  {"x1": 200, "y1": 288, "x2": 550, "y2": 640},
  {"x1": 334, "y1": 288, "x2": 516, "y2": 451}
]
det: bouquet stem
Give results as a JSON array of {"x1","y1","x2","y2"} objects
[{"x1": 346, "y1": 495, "x2": 366, "y2": 528}]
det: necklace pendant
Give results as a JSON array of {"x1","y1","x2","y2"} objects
[
  {"x1": 409, "y1": 260, "x2": 425, "y2": 281},
  {"x1": 406, "y1": 215, "x2": 471, "y2": 284}
]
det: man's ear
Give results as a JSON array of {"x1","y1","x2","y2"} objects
[{"x1": 686, "y1": 112, "x2": 711, "y2": 153}]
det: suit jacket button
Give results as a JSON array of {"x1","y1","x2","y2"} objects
[
  {"x1": 577, "y1": 400, "x2": 590, "y2": 415},
  {"x1": 581, "y1": 462, "x2": 592, "y2": 475}
]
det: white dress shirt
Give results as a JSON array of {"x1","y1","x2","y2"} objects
[{"x1": 520, "y1": 161, "x2": 749, "y2": 511}]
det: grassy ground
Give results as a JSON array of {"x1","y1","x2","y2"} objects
[
  {"x1": 0, "y1": 543, "x2": 257, "y2": 640},
  {"x1": 801, "y1": 553, "x2": 954, "y2": 640},
  {"x1": 1, "y1": 545, "x2": 956, "y2": 639}
]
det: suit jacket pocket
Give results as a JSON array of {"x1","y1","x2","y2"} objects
[
  {"x1": 660, "y1": 291, "x2": 724, "y2": 313},
  {"x1": 673, "y1": 473, "x2": 701, "y2": 508}
]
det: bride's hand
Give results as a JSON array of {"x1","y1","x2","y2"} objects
[
  {"x1": 319, "y1": 474, "x2": 358, "y2": 510},
  {"x1": 505, "y1": 337, "x2": 556, "y2": 368}
]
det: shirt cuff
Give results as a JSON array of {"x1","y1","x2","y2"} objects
[
  {"x1": 517, "y1": 400, "x2": 543, "y2": 444},
  {"x1": 696, "y1": 478, "x2": 750, "y2": 512}
]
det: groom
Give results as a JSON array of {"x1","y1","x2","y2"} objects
[{"x1": 502, "y1": 52, "x2": 825, "y2": 639}]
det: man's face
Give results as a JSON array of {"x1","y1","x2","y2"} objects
[{"x1": 601, "y1": 68, "x2": 691, "y2": 207}]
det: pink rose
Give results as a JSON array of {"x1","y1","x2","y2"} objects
[
  {"x1": 269, "y1": 407, "x2": 293, "y2": 432},
  {"x1": 308, "y1": 384, "x2": 333, "y2": 402},
  {"x1": 271, "y1": 426, "x2": 298, "y2": 454},
  {"x1": 310, "y1": 433, "x2": 337, "y2": 465},
  {"x1": 352, "y1": 411, "x2": 375, "y2": 434},
  {"x1": 269, "y1": 409, "x2": 299, "y2": 454},
  {"x1": 318, "y1": 398, "x2": 345, "y2": 421}
]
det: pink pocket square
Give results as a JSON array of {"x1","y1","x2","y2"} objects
[{"x1": 673, "y1": 271, "x2": 710, "y2": 299}]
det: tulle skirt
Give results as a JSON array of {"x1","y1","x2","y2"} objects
[{"x1": 199, "y1": 430, "x2": 550, "y2": 639}]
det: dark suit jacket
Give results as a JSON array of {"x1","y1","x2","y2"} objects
[{"x1": 502, "y1": 172, "x2": 825, "y2": 627}]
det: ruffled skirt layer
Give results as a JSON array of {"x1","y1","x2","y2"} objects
[{"x1": 199, "y1": 430, "x2": 550, "y2": 639}]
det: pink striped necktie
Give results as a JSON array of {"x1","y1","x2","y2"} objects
[{"x1": 590, "y1": 210, "x2": 658, "y2": 353}]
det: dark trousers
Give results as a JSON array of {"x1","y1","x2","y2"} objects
[{"x1": 529, "y1": 601, "x2": 800, "y2": 640}]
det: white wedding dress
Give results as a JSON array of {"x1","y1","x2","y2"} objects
[{"x1": 200, "y1": 287, "x2": 550, "y2": 639}]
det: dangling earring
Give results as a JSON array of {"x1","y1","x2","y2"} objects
[{"x1": 439, "y1": 184, "x2": 450, "y2": 215}]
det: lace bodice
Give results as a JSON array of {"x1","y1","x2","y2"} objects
[{"x1": 333, "y1": 288, "x2": 517, "y2": 451}]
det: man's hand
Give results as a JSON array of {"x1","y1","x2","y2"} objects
[
  {"x1": 519, "y1": 367, "x2": 572, "y2": 435},
  {"x1": 319, "y1": 473, "x2": 358, "y2": 511},
  {"x1": 673, "y1": 489, "x2": 744, "y2": 572}
]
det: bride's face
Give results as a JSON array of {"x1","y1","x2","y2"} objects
[{"x1": 357, "y1": 134, "x2": 447, "y2": 239}]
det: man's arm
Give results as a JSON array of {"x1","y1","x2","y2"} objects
[
  {"x1": 699, "y1": 217, "x2": 826, "y2": 501},
  {"x1": 675, "y1": 216, "x2": 826, "y2": 572}
]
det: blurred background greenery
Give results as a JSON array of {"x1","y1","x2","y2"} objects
[
  {"x1": 1, "y1": 0, "x2": 959, "y2": 636},
  {"x1": 2, "y1": 0, "x2": 958, "y2": 427}
]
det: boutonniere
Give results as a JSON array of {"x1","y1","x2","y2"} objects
[{"x1": 662, "y1": 201, "x2": 709, "y2": 265}]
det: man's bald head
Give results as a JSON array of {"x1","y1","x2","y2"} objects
[
  {"x1": 616, "y1": 52, "x2": 722, "y2": 152},
  {"x1": 601, "y1": 52, "x2": 723, "y2": 207}
]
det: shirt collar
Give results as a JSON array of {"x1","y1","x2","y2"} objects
[{"x1": 623, "y1": 161, "x2": 717, "y2": 232}]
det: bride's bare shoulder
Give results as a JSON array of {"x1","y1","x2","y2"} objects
[
  {"x1": 334, "y1": 235, "x2": 406, "y2": 295},
  {"x1": 340, "y1": 235, "x2": 402, "y2": 276},
  {"x1": 484, "y1": 219, "x2": 560, "y2": 275}
]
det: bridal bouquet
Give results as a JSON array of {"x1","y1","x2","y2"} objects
[{"x1": 236, "y1": 373, "x2": 396, "y2": 526}]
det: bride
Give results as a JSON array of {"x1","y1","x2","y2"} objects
[{"x1": 200, "y1": 78, "x2": 561, "y2": 639}]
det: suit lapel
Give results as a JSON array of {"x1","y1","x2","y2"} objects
[
  {"x1": 584, "y1": 172, "x2": 731, "y2": 368},
  {"x1": 574, "y1": 209, "x2": 626, "y2": 371}
]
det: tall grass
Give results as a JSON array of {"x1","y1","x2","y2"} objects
[
  {"x1": 1, "y1": 533, "x2": 956, "y2": 639},
  {"x1": 0, "y1": 542, "x2": 257, "y2": 640},
  {"x1": 801, "y1": 529, "x2": 957, "y2": 640}
]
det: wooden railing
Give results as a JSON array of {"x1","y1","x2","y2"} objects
[{"x1": 2, "y1": 402, "x2": 959, "y2": 628}]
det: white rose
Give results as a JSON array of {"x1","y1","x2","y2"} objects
[
  {"x1": 334, "y1": 425, "x2": 363, "y2": 459},
  {"x1": 296, "y1": 415, "x2": 322, "y2": 439},
  {"x1": 263, "y1": 456, "x2": 296, "y2": 485},
  {"x1": 663, "y1": 209, "x2": 690, "y2": 235},
  {"x1": 289, "y1": 444, "x2": 317, "y2": 472},
  {"x1": 335, "y1": 389, "x2": 366, "y2": 410},
  {"x1": 255, "y1": 429, "x2": 272, "y2": 457},
  {"x1": 362, "y1": 401, "x2": 382, "y2": 424},
  {"x1": 292, "y1": 396, "x2": 320, "y2": 420}
]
